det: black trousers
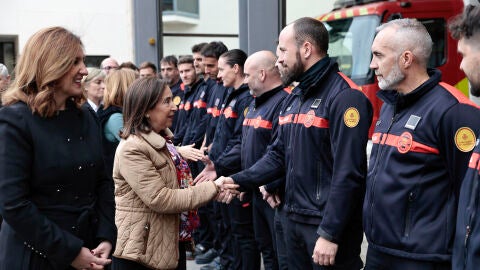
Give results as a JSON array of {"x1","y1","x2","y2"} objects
[
  {"x1": 274, "y1": 206, "x2": 289, "y2": 270},
  {"x1": 284, "y1": 217, "x2": 363, "y2": 270},
  {"x1": 364, "y1": 246, "x2": 450, "y2": 270},
  {"x1": 252, "y1": 192, "x2": 278, "y2": 270}
]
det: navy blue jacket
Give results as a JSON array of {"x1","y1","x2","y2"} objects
[
  {"x1": 209, "y1": 83, "x2": 253, "y2": 177},
  {"x1": 239, "y1": 85, "x2": 288, "y2": 193},
  {"x1": 182, "y1": 80, "x2": 211, "y2": 148},
  {"x1": 205, "y1": 79, "x2": 229, "y2": 147},
  {"x1": 364, "y1": 69, "x2": 480, "y2": 262},
  {"x1": 232, "y1": 58, "x2": 372, "y2": 245},
  {"x1": 454, "y1": 139, "x2": 480, "y2": 270},
  {"x1": 173, "y1": 79, "x2": 202, "y2": 145}
]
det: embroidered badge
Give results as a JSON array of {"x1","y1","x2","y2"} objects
[
  {"x1": 254, "y1": 116, "x2": 262, "y2": 129},
  {"x1": 244, "y1": 107, "x2": 249, "y2": 117},
  {"x1": 215, "y1": 98, "x2": 220, "y2": 106},
  {"x1": 455, "y1": 127, "x2": 476, "y2": 152},
  {"x1": 405, "y1": 115, "x2": 421, "y2": 130},
  {"x1": 343, "y1": 107, "x2": 360, "y2": 128},
  {"x1": 224, "y1": 107, "x2": 233, "y2": 118},
  {"x1": 173, "y1": 96, "x2": 181, "y2": 106},
  {"x1": 200, "y1": 91, "x2": 205, "y2": 98},
  {"x1": 397, "y1": 131, "x2": 413, "y2": 154},
  {"x1": 304, "y1": 110, "x2": 316, "y2": 128},
  {"x1": 310, "y1": 99, "x2": 322, "y2": 109}
]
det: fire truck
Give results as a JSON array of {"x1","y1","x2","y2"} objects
[{"x1": 317, "y1": 0, "x2": 466, "y2": 135}]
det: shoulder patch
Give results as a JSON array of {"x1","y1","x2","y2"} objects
[
  {"x1": 455, "y1": 127, "x2": 476, "y2": 152},
  {"x1": 173, "y1": 96, "x2": 181, "y2": 106},
  {"x1": 343, "y1": 107, "x2": 360, "y2": 128}
]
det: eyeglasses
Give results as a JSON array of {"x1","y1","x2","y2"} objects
[{"x1": 102, "y1": 66, "x2": 119, "y2": 71}]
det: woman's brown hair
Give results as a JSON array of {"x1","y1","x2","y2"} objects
[
  {"x1": 121, "y1": 77, "x2": 168, "y2": 139},
  {"x1": 103, "y1": 69, "x2": 136, "y2": 109},
  {"x1": 2, "y1": 26, "x2": 84, "y2": 117}
]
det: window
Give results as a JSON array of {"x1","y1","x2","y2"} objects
[
  {"x1": 85, "y1": 55, "x2": 109, "y2": 68},
  {"x1": 162, "y1": 0, "x2": 199, "y2": 18},
  {"x1": 419, "y1": 19, "x2": 446, "y2": 68}
]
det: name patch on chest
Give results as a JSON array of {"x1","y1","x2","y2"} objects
[{"x1": 405, "y1": 115, "x2": 421, "y2": 130}]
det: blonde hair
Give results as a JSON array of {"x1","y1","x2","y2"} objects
[
  {"x1": 2, "y1": 26, "x2": 84, "y2": 117},
  {"x1": 103, "y1": 69, "x2": 136, "y2": 109}
]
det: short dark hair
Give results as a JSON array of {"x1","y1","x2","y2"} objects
[
  {"x1": 201, "y1": 41, "x2": 228, "y2": 59},
  {"x1": 139, "y1": 61, "x2": 157, "y2": 73},
  {"x1": 121, "y1": 77, "x2": 168, "y2": 138},
  {"x1": 178, "y1": 55, "x2": 194, "y2": 66},
  {"x1": 292, "y1": 17, "x2": 329, "y2": 54},
  {"x1": 119, "y1": 61, "x2": 139, "y2": 71},
  {"x1": 449, "y1": 5, "x2": 480, "y2": 40},
  {"x1": 192, "y1": 42, "x2": 208, "y2": 54},
  {"x1": 160, "y1": 55, "x2": 178, "y2": 67},
  {"x1": 220, "y1": 49, "x2": 247, "y2": 75}
]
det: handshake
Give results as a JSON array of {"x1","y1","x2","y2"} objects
[{"x1": 212, "y1": 176, "x2": 241, "y2": 204}]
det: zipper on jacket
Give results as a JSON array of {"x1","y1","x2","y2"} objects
[
  {"x1": 142, "y1": 222, "x2": 150, "y2": 255},
  {"x1": 403, "y1": 191, "x2": 415, "y2": 237},
  {"x1": 316, "y1": 161, "x2": 322, "y2": 200},
  {"x1": 464, "y1": 170, "x2": 480, "y2": 268},
  {"x1": 369, "y1": 111, "x2": 398, "y2": 234}
]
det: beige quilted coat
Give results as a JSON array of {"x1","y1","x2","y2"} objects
[{"x1": 112, "y1": 129, "x2": 218, "y2": 269}]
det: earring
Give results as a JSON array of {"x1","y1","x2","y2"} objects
[{"x1": 146, "y1": 114, "x2": 150, "y2": 119}]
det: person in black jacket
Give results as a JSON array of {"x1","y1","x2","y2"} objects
[
  {"x1": 195, "y1": 49, "x2": 258, "y2": 270},
  {"x1": 449, "y1": 5, "x2": 480, "y2": 270},
  {"x1": 0, "y1": 26, "x2": 116, "y2": 270},
  {"x1": 241, "y1": 50, "x2": 289, "y2": 270},
  {"x1": 217, "y1": 17, "x2": 373, "y2": 270},
  {"x1": 363, "y1": 19, "x2": 480, "y2": 270}
]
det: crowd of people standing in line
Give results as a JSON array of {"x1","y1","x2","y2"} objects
[{"x1": 0, "y1": 4, "x2": 480, "y2": 270}]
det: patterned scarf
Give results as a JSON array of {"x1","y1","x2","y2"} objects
[{"x1": 165, "y1": 139, "x2": 200, "y2": 242}]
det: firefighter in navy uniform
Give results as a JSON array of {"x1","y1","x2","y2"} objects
[
  {"x1": 219, "y1": 17, "x2": 372, "y2": 270},
  {"x1": 363, "y1": 19, "x2": 480, "y2": 270},
  {"x1": 449, "y1": 5, "x2": 480, "y2": 270},
  {"x1": 160, "y1": 55, "x2": 184, "y2": 132},
  {"x1": 195, "y1": 49, "x2": 258, "y2": 270},
  {"x1": 240, "y1": 50, "x2": 289, "y2": 270}
]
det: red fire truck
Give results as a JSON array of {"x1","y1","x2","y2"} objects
[{"x1": 317, "y1": 0, "x2": 466, "y2": 135}]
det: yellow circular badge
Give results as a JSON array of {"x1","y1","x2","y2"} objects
[
  {"x1": 344, "y1": 107, "x2": 360, "y2": 128},
  {"x1": 173, "y1": 96, "x2": 181, "y2": 106},
  {"x1": 455, "y1": 127, "x2": 476, "y2": 152}
]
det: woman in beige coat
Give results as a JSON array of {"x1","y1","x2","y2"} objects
[{"x1": 112, "y1": 77, "x2": 236, "y2": 270}]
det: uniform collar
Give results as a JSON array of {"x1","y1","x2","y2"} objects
[
  {"x1": 254, "y1": 85, "x2": 284, "y2": 107},
  {"x1": 377, "y1": 69, "x2": 442, "y2": 111}
]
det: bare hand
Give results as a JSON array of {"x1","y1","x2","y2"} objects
[
  {"x1": 91, "y1": 241, "x2": 112, "y2": 260},
  {"x1": 214, "y1": 177, "x2": 240, "y2": 203},
  {"x1": 312, "y1": 237, "x2": 338, "y2": 266},
  {"x1": 194, "y1": 159, "x2": 217, "y2": 184},
  {"x1": 177, "y1": 144, "x2": 205, "y2": 161},
  {"x1": 71, "y1": 247, "x2": 111, "y2": 269},
  {"x1": 259, "y1": 186, "x2": 281, "y2": 208}
]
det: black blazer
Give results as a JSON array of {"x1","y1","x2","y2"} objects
[{"x1": 0, "y1": 100, "x2": 116, "y2": 269}]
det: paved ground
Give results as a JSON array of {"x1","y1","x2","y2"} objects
[{"x1": 186, "y1": 236, "x2": 368, "y2": 269}]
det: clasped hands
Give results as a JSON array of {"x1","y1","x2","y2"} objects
[{"x1": 213, "y1": 176, "x2": 240, "y2": 204}]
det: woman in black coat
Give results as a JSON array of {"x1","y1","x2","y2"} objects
[{"x1": 0, "y1": 26, "x2": 116, "y2": 270}]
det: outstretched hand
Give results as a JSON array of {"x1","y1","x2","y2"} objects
[
  {"x1": 214, "y1": 176, "x2": 240, "y2": 203},
  {"x1": 194, "y1": 157, "x2": 217, "y2": 184},
  {"x1": 177, "y1": 144, "x2": 206, "y2": 161}
]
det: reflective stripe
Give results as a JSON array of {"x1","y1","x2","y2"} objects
[
  {"x1": 469, "y1": 152, "x2": 480, "y2": 169},
  {"x1": 278, "y1": 113, "x2": 329, "y2": 128},
  {"x1": 194, "y1": 100, "x2": 207, "y2": 109},
  {"x1": 372, "y1": 132, "x2": 439, "y2": 154},
  {"x1": 243, "y1": 118, "x2": 273, "y2": 129}
]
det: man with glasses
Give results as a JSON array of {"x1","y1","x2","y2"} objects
[{"x1": 100, "y1": 57, "x2": 119, "y2": 74}]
